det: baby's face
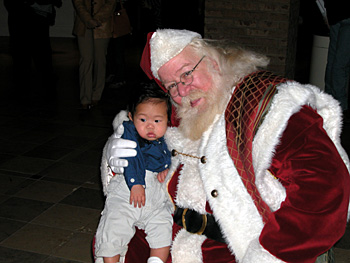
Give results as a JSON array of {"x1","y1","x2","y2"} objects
[{"x1": 130, "y1": 101, "x2": 168, "y2": 141}]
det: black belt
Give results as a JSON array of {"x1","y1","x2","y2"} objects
[{"x1": 173, "y1": 206, "x2": 226, "y2": 243}]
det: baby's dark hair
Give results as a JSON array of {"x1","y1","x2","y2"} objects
[{"x1": 127, "y1": 82, "x2": 171, "y2": 121}]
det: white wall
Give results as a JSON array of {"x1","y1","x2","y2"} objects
[{"x1": 0, "y1": 0, "x2": 75, "y2": 37}]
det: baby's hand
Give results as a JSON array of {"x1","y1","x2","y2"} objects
[
  {"x1": 130, "y1": 185, "x2": 145, "y2": 208},
  {"x1": 157, "y1": 169, "x2": 169, "y2": 183}
]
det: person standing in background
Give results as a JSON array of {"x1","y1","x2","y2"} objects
[
  {"x1": 4, "y1": 0, "x2": 62, "y2": 102},
  {"x1": 72, "y1": 0, "x2": 116, "y2": 110},
  {"x1": 324, "y1": 0, "x2": 350, "y2": 123},
  {"x1": 105, "y1": 0, "x2": 131, "y2": 89}
]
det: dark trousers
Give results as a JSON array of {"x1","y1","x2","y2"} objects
[{"x1": 7, "y1": 9, "x2": 55, "y2": 99}]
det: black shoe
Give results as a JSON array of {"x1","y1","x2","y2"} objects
[{"x1": 78, "y1": 104, "x2": 92, "y2": 110}]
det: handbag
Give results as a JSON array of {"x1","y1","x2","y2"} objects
[{"x1": 112, "y1": 0, "x2": 132, "y2": 38}]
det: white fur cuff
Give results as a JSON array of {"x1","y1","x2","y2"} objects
[{"x1": 241, "y1": 238, "x2": 285, "y2": 263}]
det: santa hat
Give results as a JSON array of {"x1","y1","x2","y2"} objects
[{"x1": 141, "y1": 29, "x2": 202, "y2": 80}]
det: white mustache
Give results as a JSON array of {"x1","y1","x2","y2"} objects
[{"x1": 180, "y1": 90, "x2": 206, "y2": 107}]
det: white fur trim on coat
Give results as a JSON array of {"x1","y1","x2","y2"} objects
[
  {"x1": 171, "y1": 229, "x2": 207, "y2": 263},
  {"x1": 241, "y1": 238, "x2": 285, "y2": 263}
]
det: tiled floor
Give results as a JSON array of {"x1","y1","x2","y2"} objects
[
  {"x1": 0, "y1": 36, "x2": 349, "y2": 263},
  {"x1": 0, "y1": 36, "x2": 141, "y2": 263}
]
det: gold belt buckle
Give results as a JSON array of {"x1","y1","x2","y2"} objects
[{"x1": 181, "y1": 208, "x2": 208, "y2": 235}]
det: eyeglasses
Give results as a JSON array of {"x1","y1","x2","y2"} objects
[{"x1": 164, "y1": 56, "x2": 206, "y2": 97}]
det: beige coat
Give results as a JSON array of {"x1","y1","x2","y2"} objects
[{"x1": 72, "y1": 0, "x2": 116, "y2": 39}]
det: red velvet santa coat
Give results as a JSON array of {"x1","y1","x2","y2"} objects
[{"x1": 100, "y1": 73, "x2": 350, "y2": 263}]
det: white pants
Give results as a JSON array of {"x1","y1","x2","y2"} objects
[{"x1": 95, "y1": 171, "x2": 173, "y2": 261}]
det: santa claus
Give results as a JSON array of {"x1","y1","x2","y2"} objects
[{"x1": 101, "y1": 29, "x2": 350, "y2": 263}]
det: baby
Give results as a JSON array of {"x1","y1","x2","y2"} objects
[{"x1": 94, "y1": 83, "x2": 173, "y2": 263}]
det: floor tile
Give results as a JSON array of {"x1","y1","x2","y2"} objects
[
  {"x1": 1, "y1": 224, "x2": 74, "y2": 255},
  {"x1": 0, "y1": 156, "x2": 55, "y2": 175},
  {"x1": 0, "y1": 246, "x2": 49, "y2": 263},
  {"x1": 0, "y1": 139, "x2": 37, "y2": 155},
  {"x1": 0, "y1": 153, "x2": 16, "y2": 164},
  {"x1": 82, "y1": 175, "x2": 102, "y2": 191},
  {"x1": 22, "y1": 108, "x2": 60, "y2": 122},
  {"x1": 40, "y1": 162, "x2": 98, "y2": 184},
  {"x1": 41, "y1": 176, "x2": 81, "y2": 187},
  {"x1": 42, "y1": 256, "x2": 83, "y2": 263},
  {"x1": 90, "y1": 138, "x2": 108, "y2": 151},
  {"x1": 0, "y1": 169, "x2": 34, "y2": 178},
  {"x1": 0, "y1": 197, "x2": 53, "y2": 222},
  {"x1": 0, "y1": 194, "x2": 9, "y2": 204},
  {"x1": 64, "y1": 149, "x2": 104, "y2": 168},
  {"x1": 30, "y1": 122, "x2": 73, "y2": 135},
  {"x1": 0, "y1": 218, "x2": 26, "y2": 242},
  {"x1": 32, "y1": 204, "x2": 101, "y2": 233},
  {"x1": 14, "y1": 180, "x2": 78, "y2": 203},
  {"x1": 80, "y1": 114, "x2": 115, "y2": 129},
  {"x1": 3, "y1": 178, "x2": 37, "y2": 196},
  {"x1": 0, "y1": 126, "x2": 29, "y2": 141},
  {"x1": 22, "y1": 145, "x2": 73, "y2": 161},
  {"x1": 1, "y1": 118, "x2": 45, "y2": 133},
  {"x1": 63, "y1": 125, "x2": 110, "y2": 140},
  {"x1": 45, "y1": 135, "x2": 92, "y2": 149},
  {"x1": 0, "y1": 173, "x2": 28, "y2": 194},
  {"x1": 60, "y1": 187, "x2": 105, "y2": 210},
  {"x1": 54, "y1": 110, "x2": 89, "y2": 125},
  {"x1": 10, "y1": 129, "x2": 57, "y2": 144},
  {"x1": 52, "y1": 232, "x2": 95, "y2": 263},
  {"x1": 0, "y1": 115, "x2": 14, "y2": 125},
  {"x1": 84, "y1": 215, "x2": 101, "y2": 235}
]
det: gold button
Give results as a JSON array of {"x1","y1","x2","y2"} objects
[{"x1": 211, "y1": 190, "x2": 218, "y2": 197}]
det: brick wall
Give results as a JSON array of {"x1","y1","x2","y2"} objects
[{"x1": 204, "y1": 0, "x2": 300, "y2": 78}]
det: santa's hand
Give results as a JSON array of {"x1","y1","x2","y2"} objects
[{"x1": 106, "y1": 124, "x2": 137, "y2": 173}]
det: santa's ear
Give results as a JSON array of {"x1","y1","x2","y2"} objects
[{"x1": 207, "y1": 56, "x2": 221, "y2": 74}]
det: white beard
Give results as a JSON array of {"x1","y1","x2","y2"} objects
[{"x1": 176, "y1": 83, "x2": 232, "y2": 141}]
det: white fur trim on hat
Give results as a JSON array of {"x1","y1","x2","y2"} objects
[{"x1": 150, "y1": 29, "x2": 202, "y2": 79}]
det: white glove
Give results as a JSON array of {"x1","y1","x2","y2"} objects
[{"x1": 106, "y1": 124, "x2": 137, "y2": 173}]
